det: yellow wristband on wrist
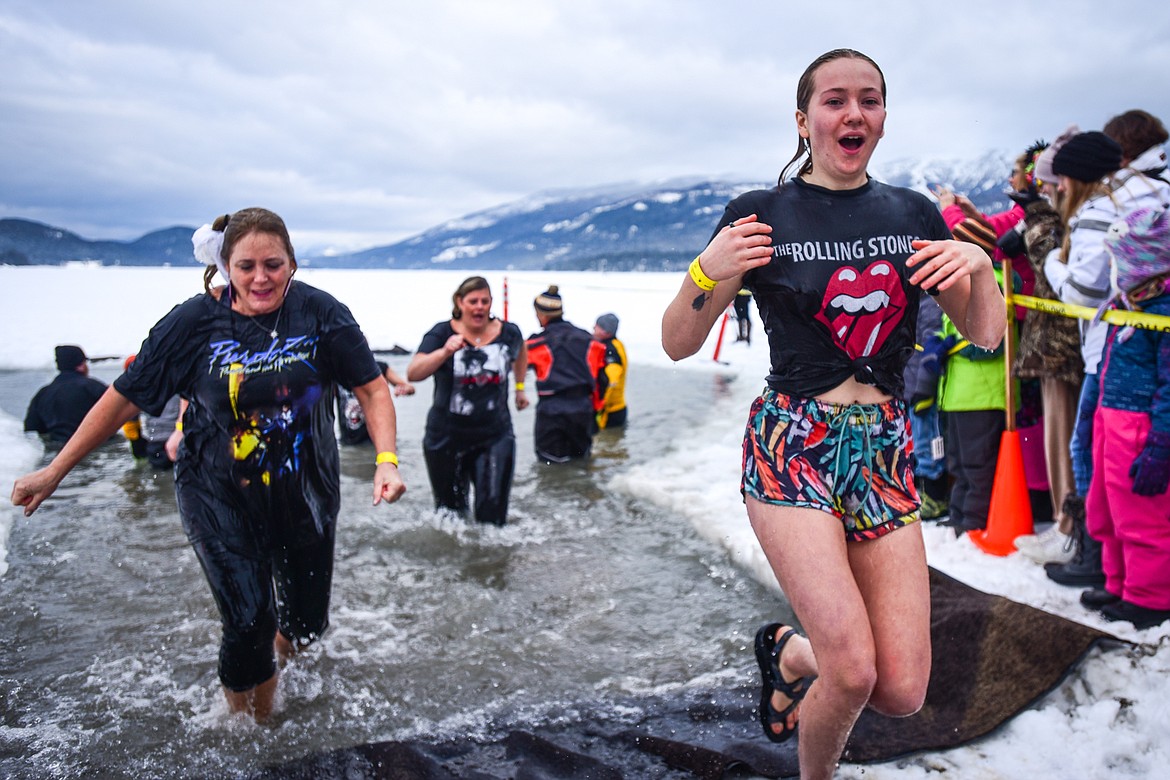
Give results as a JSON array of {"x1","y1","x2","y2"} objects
[
  {"x1": 375, "y1": 452, "x2": 399, "y2": 466},
  {"x1": 688, "y1": 256, "x2": 717, "y2": 291},
  {"x1": 175, "y1": 421, "x2": 183, "y2": 432},
  {"x1": 515, "y1": 382, "x2": 525, "y2": 391}
]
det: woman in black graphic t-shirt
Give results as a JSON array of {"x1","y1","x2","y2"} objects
[
  {"x1": 662, "y1": 50, "x2": 1006, "y2": 776},
  {"x1": 11, "y1": 208, "x2": 405, "y2": 724},
  {"x1": 408, "y1": 276, "x2": 529, "y2": 525}
]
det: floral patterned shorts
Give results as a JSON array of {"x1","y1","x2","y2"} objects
[{"x1": 742, "y1": 388, "x2": 921, "y2": 541}]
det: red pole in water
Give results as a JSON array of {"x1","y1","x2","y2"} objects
[
  {"x1": 503, "y1": 276, "x2": 509, "y2": 321},
  {"x1": 712, "y1": 309, "x2": 730, "y2": 362}
]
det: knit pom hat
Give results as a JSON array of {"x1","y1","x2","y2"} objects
[
  {"x1": 952, "y1": 217, "x2": 998, "y2": 257},
  {"x1": 534, "y1": 285, "x2": 563, "y2": 314},
  {"x1": 1105, "y1": 205, "x2": 1170, "y2": 295},
  {"x1": 1052, "y1": 131, "x2": 1123, "y2": 183}
]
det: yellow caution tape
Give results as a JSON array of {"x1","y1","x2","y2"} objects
[{"x1": 1011, "y1": 293, "x2": 1170, "y2": 333}]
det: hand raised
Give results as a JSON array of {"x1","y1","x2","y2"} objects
[{"x1": 696, "y1": 214, "x2": 774, "y2": 283}]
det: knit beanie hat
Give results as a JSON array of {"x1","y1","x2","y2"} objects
[
  {"x1": 1052, "y1": 131, "x2": 1123, "y2": 183},
  {"x1": 1105, "y1": 205, "x2": 1170, "y2": 294},
  {"x1": 952, "y1": 217, "x2": 998, "y2": 257},
  {"x1": 595, "y1": 312, "x2": 619, "y2": 336},
  {"x1": 1034, "y1": 124, "x2": 1080, "y2": 185},
  {"x1": 534, "y1": 285, "x2": 563, "y2": 315},
  {"x1": 55, "y1": 345, "x2": 87, "y2": 371}
]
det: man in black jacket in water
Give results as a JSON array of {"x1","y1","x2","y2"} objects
[{"x1": 24, "y1": 345, "x2": 108, "y2": 442}]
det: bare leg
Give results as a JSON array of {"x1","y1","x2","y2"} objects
[
  {"x1": 274, "y1": 631, "x2": 297, "y2": 667},
  {"x1": 846, "y1": 523, "x2": 932, "y2": 717},
  {"x1": 223, "y1": 673, "x2": 279, "y2": 723},
  {"x1": 748, "y1": 499, "x2": 931, "y2": 780},
  {"x1": 221, "y1": 631, "x2": 299, "y2": 724}
]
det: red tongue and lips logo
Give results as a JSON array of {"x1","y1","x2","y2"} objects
[{"x1": 814, "y1": 260, "x2": 907, "y2": 359}]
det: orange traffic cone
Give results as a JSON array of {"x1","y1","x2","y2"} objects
[{"x1": 968, "y1": 429, "x2": 1034, "y2": 556}]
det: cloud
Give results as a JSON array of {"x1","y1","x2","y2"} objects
[{"x1": 2, "y1": 0, "x2": 1169, "y2": 253}]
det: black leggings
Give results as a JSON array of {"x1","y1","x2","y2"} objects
[
  {"x1": 191, "y1": 528, "x2": 334, "y2": 692},
  {"x1": 423, "y1": 431, "x2": 516, "y2": 525}
]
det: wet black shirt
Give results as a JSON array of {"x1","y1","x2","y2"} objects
[
  {"x1": 114, "y1": 281, "x2": 380, "y2": 555},
  {"x1": 418, "y1": 319, "x2": 524, "y2": 444},
  {"x1": 718, "y1": 178, "x2": 950, "y2": 398}
]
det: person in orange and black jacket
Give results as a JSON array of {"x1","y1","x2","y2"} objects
[
  {"x1": 526, "y1": 286, "x2": 595, "y2": 462},
  {"x1": 588, "y1": 312, "x2": 628, "y2": 430}
]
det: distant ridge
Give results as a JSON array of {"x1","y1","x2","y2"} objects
[
  {"x1": 0, "y1": 219, "x2": 193, "y2": 267},
  {"x1": 0, "y1": 151, "x2": 1016, "y2": 271}
]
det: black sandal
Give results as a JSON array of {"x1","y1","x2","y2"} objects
[{"x1": 754, "y1": 622, "x2": 814, "y2": 744}]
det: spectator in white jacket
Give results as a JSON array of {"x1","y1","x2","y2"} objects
[{"x1": 1044, "y1": 129, "x2": 1170, "y2": 588}]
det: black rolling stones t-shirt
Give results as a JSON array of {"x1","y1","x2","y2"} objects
[
  {"x1": 114, "y1": 281, "x2": 381, "y2": 555},
  {"x1": 417, "y1": 319, "x2": 524, "y2": 444},
  {"x1": 715, "y1": 178, "x2": 951, "y2": 398}
]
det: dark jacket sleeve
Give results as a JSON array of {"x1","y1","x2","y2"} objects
[{"x1": 23, "y1": 389, "x2": 46, "y2": 432}]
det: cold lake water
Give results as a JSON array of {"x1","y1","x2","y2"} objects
[{"x1": 0, "y1": 357, "x2": 791, "y2": 779}]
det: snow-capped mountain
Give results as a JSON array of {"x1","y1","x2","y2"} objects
[
  {"x1": 306, "y1": 150, "x2": 1018, "y2": 271},
  {"x1": 0, "y1": 151, "x2": 1019, "y2": 270}
]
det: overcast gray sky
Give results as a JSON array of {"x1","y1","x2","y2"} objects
[{"x1": 2, "y1": 0, "x2": 1168, "y2": 254}]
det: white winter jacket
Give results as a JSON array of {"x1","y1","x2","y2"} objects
[{"x1": 1044, "y1": 166, "x2": 1170, "y2": 374}]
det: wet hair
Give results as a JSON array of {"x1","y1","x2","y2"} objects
[
  {"x1": 452, "y1": 275, "x2": 491, "y2": 319},
  {"x1": 202, "y1": 208, "x2": 297, "y2": 293},
  {"x1": 1103, "y1": 109, "x2": 1169, "y2": 164},
  {"x1": 779, "y1": 49, "x2": 887, "y2": 184}
]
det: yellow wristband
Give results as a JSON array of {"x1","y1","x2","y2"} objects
[
  {"x1": 688, "y1": 256, "x2": 717, "y2": 291},
  {"x1": 175, "y1": 421, "x2": 183, "y2": 432},
  {"x1": 375, "y1": 451, "x2": 399, "y2": 466},
  {"x1": 515, "y1": 382, "x2": 525, "y2": 391}
]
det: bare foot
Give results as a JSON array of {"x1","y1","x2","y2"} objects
[
  {"x1": 769, "y1": 626, "x2": 806, "y2": 736},
  {"x1": 755, "y1": 623, "x2": 815, "y2": 742},
  {"x1": 224, "y1": 674, "x2": 278, "y2": 723}
]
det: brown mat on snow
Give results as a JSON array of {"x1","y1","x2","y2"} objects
[{"x1": 253, "y1": 568, "x2": 1123, "y2": 779}]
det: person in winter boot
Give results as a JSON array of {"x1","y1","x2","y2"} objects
[
  {"x1": 1078, "y1": 206, "x2": 1170, "y2": 629},
  {"x1": 1043, "y1": 130, "x2": 1170, "y2": 587},
  {"x1": 1009, "y1": 133, "x2": 1086, "y2": 564}
]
